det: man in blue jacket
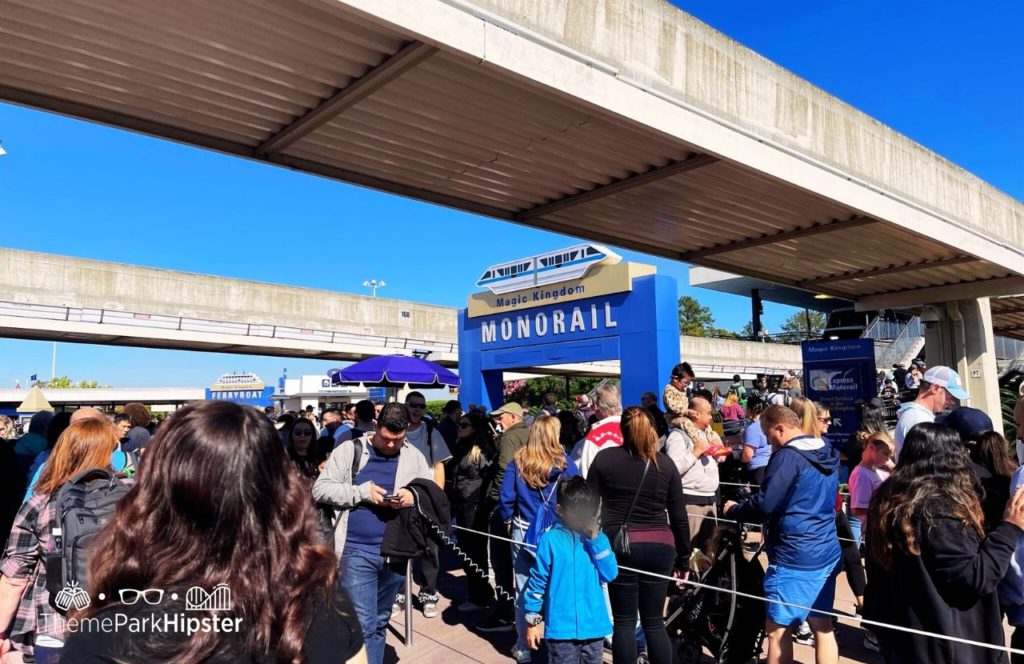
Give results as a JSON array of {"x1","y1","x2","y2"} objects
[{"x1": 725, "y1": 405, "x2": 841, "y2": 664}]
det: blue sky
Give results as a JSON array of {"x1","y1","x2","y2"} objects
[{"x1": 0, "y1": 1, "x2": 1020, "y2": 388}]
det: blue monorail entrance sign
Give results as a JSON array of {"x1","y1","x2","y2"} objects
[{"x1": 459, "y1": 246, "x2": 680, "y2": 411}]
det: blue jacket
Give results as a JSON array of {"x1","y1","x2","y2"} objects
[
  {"x1": 498, "y1": 456, "x2": 579, "y2": 527},
  {"x1": 1000, "y1": 466, "x2": 1024, "y2": 625},
  {"x1": 522, "y1": 524, "x2": 618, "y2": 640},
  {"x1": 728, "y1": 435, "x2": 841, "y2": 570}
]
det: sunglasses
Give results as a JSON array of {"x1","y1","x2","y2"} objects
[
  {"x1": 819, "y1": 417, "x2": 832, "y2": 423},
  {"x1": 406, "y1": 403, "x2": 427, "y2": 409},
  {"x1": 292, "y1": 429, "x2": 315, "y2": 436},
  {"x1": 458, "y1": 421, "x2": 472, "y2": 429},
  {"x1": 119, "y1": 588, "x2": 164, "y2": 605}
]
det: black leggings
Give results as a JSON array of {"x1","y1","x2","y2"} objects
[
  {"x1": 455, "y1": 498, "x2": 494, "y2": 606},
  {"x1": 609, "y1": 542, "x2": 675, "y2": 664},
  {"x1": 836, "y1": 511, "x2": 866, "y2": 599}
]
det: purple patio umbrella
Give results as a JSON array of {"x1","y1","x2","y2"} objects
[{"x1": 329, "y1": 354, "x2": 460, "y2": 389}]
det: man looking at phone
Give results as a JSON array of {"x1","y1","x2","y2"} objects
[{"x1": 314, "y1": 403, "x2": 433, "y2": 664}]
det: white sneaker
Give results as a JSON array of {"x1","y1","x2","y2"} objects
[{"x1": 512, "y1": 649, "x2": 532, "y2": 664}]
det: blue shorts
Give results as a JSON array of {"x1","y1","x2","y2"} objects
[{"x1": 763, "y1": 559, "x2": 840, "y2": 627}]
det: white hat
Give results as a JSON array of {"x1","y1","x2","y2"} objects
[{"x1": 923, "y1": 366, "x2": 970, "y2": 401}]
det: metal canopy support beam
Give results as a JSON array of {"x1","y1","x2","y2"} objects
[
  {"x1": 855, "y1": 277, "x2": 1024, "y2": 311},
  {"x1": 515, "y1": 153, "x2": 718, "y2": 221},
  {"x1": 680, "y1": 216, "x2": 878, "y2": 262},
  {"x1": 695, "y1": 257, "x2": 851, "y2": 301},
  {"x1": 255, "y1": 41, "x2": 437, "y2": 156},
  {"x1": 798, "y1": 255, "x2": 980, "y2": 287}
]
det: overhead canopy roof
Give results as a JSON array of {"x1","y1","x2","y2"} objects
[
  {"x1": 2, "y1": 0, "x2": 1021, "y2": 304},
  {"x1": 689, "y1": 267, "x2": 852, "y2": 313},
  {"x1": 992, "y1": 297, "x2": 1024, "y2": 342}
]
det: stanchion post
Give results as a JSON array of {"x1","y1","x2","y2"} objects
[{"x1": 404, "y1": 558, "x2": 414, "y2": 647}]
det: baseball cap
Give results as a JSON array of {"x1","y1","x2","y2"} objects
[
  {"x1": 942, "y1": 406, "x2": 992, "y2": 443},
  {"x1": 490, "y1": 402, "x2": 524, "y2": 418},
  {"x1": 923, "y1": 366, "x2": 970, "y2": 400}
]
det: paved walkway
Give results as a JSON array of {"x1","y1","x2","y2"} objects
[{"x1": 380, "y1": 546, "x2": 889, "y2": 664}]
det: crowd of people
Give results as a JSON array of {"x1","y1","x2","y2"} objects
[{"x1": 2, "y1": 361, "x2": 1024, "y2": 664}]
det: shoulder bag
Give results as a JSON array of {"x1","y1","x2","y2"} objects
[{"x1": 612, "y1": 458, "x2": 651, "y2": 557}]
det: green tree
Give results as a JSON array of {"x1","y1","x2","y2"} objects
[
  {"x1": 780, "y1": 310, "x2": 827, "y2": 338},
  {"x1": 503, "y1": 376, "x2": 605, "y2": 411},
  {"x1": 678, "y1": 296, "x2": 716, "y2": 336},
  {"x1": 33, "y1": 375, "x2": 108, "y2": 389},
  {"x1": 740, "y1": 321, "x2": 771, "y2": 339}
]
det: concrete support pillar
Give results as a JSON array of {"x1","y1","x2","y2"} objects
[{"x1": 922, "y1": 297, "x2": 1002, "y2": 432}]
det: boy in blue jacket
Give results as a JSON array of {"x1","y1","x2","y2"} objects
[
  {"x1": 523, "y1": 476, "x2": 618, "y2": 663},
  {"x1": 725, "y1": 405, "x2": 841, "y2": 664}
]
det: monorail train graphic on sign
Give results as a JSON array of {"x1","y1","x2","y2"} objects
[{"x1": 476, "y1": 244, "x2": 621, "y2": 294}]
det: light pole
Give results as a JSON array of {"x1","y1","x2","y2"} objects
[{"x1": 363, "y1": 279, "x2": 386, "y2": 297}]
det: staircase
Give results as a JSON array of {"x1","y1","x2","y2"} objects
[{"x1": 865, "y1": 316, "x2": 924, "y2": 369}]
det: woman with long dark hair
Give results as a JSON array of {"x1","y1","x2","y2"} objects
[
  {"x1": 971, "y1": 431, "x2": 1016, "y2": 531},
  {"x1": 845, "y1": 400, "x2": 891, "y2": 475},
  {"x1": 61, "y1": 401, "x2": 366, "y2": 664},
  {"x1": 451, "y1": 410, "x2": 497, "y2": 612},
  {"x1": 287, "y1": 417, "x2": 325, "y2": 481},
  {"x1": 587, "y1": 407, "x2": 690, "y2": 664},
  {"x1": 864, "y1": 423, "x2": 1024, "y2": 664},
  {"x1": 0, "y1": 419, "x2": 121, "y2": 664}
]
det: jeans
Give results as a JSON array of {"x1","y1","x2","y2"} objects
[
  {"x1": 340, "y1": 547, "x2": 407, "y2": 664},
  {"x1": 608, "y1": 542, "x2": 675, "y2": 664},
  {"x1": 547, "y1": 637, "x2": 604, "y2": 664},
  {"x1": 488, "y1": 501, "x2": 514, "y2": 617},
  {"x1": 512, "y1": 523, "x2": 533, "y2": 657},
  {"x1": 848, "y1": 512, "x2": 863, "y2": 549},
  {"x1": 1012, "y1": 625, "x2": 1024, "y2": 664},
  {"x1": 33, "y1": 646, "x2": 62, "y2": 664}
]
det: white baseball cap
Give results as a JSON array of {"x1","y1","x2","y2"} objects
[{"x1": 923, "y1": 366, "x2": 970, "y2": 401}]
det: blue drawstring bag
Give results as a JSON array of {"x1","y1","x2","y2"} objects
[{"x1": 523, "y1": 473, "x2": 562, "y2": 555}]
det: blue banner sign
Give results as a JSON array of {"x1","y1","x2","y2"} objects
[
  {"x1": 205, "y1": 386, "x2": 275, "y2": 407},
  {"x1": 368, "y1": 387, "x2": 388, "y2": 403},
  {"x1": 802, "y1": 339, "x2": 877, "y2": 456}
]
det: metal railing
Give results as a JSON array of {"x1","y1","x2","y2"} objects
[
  {"x1": 707, "y1": 330, "x2": 817, "y2": 345},
  {"x1": 0, "y1": 300, "x2": 458, "y2": 355},
  {"x1": 863, "y1": 316, "x2": 913, "y2": 342},
  {"x1": 874, "y1": 316, "x2": 924, "y2": 368},
  {"x1": 996, "y1": 336, "x2": 1024, "y2": 361}
]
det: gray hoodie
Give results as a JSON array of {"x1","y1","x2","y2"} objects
[{"x1": 312, "y1": 432, "x2": 432, "y2": 554}]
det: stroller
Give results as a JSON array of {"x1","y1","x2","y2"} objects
[{"x1": 667, "y1": 522, "x2": 766, "y2": 664}]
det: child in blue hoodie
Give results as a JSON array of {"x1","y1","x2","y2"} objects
[
  {"x1": 725, "y1": 405, "x2": 841, "y2": 664},
  {"x1": 523, "y1": 476, "x2": 618, "y2": 663}
]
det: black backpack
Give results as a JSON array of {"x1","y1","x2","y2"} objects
[{"x1": 45, "y1": 468, "x2": 131, "y2": 613}]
